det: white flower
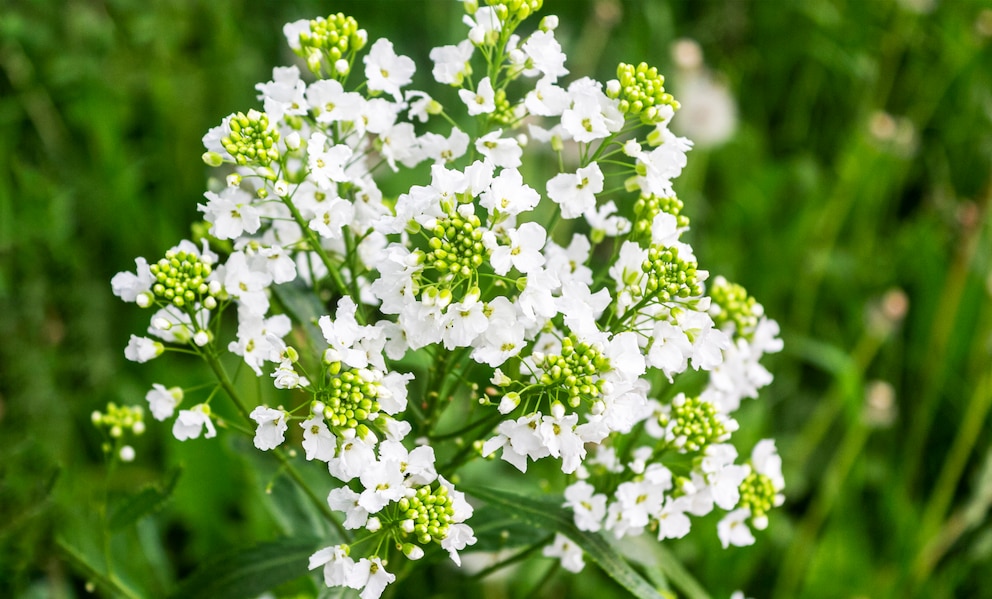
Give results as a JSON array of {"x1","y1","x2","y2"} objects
[
  {"x1": 250, "y1": 406, "x2": 288, "y2": 451},
  {"x1": 218, "y1": 251, "x2": 271, "y2": 317},
  {"x1": 718, "y1": 508, "x2": 756, "y2": 548},
  {"x1": 145, "y1": 383, "x2": 182, "y2": 421},
  {"x1": 308, "y1": 132, "x2": 353, "y2": 188},
  {"x1": 539, "y1": 403, "x2": 585, "y2": 474},
  {"x1": 463, "y1": 7, "x2": 501, "y2": 45},
  {"x1": 111, "y1": 258, "x2": 154, "y2": 306},
  {"x1": 751, "y1": 439, "x2": 786, "y2": 507},
  {"x1": 306, "y1": 79, "x2": 363, "y2": 124},
  {"x1": 255, "y1": 65, "x2": 307, "y2": 124},
  {"x1": 521, "y1": 30, "x2": 568, "y2": 80},
  {"x1": 328, "y1": 487, "x2": 370, "y2": 530},
  {"x1": 438, "y1": 476, "x2": 476, "y2": 565},
  {"x1": 561, "y1": 77, "x2": 623, "y2": 143},
  {"x1": 657, "y1": 497, "x2": 693, "y2": 540},
  {"x1": 328, "y1": 431, "x2": 378, "y2": 482},
  {"x1": 301, "y1": 416, "x2": 335, "y2": 462},
  {"x1": 430, "y1": 40, "x2": 473, "y2": 85},
  {"x1": 172, "y1": 404, "x2": 216, "y2": 441},
  {"x1": 378, "y1": 371, "x2": 414, "y2": 414},
  {"x1": 471, "y1": 297, "x2": 525, "y2": 367},
  {"x1": 459, "y1": 76, "x2": 496, "y2": 115},
  {"x1": 584, "y1": 200, "x2": 631, "y2": 237},
  {"x1": 480, "y1": 167, "x2": 540, "y2": 216},
  {"x1": 271, "y1": 358, "x2": 309, "y2": 389},
  {"x1": 309, "y1": 544, "x2": 364, "y2": 590},
  {"x1": 546, "y1": 163, "x2": 604, "y2": 219},
  {"x1": 228, "y1": 312, "x2": 291, "y2": 376},
  {"x1": 352, "y1": 556, "x2": 395, "y2": 599},
  {"x1": 441, "y1": 292, "x2": 489, "y2": 349},
  {"x1": 524, "y1": 78, "x2": 569, "y2": 116},
  {"x1": 482, "y1": 413, "x2": 549, "y2": 472},
  {"x1": 475, "y1": 130, "x2": 522, "y2": 168},
  {"x1": 379, "y1": 440, "x2": 437, "y2": 486},
  {"x1": 542, "y1": 533, "x2": 585, "y2": 573},
  {"x1": 364, "y1": 38, "x2": 415, "y2": 102},
  {"x1": 564, "y1": 481, "x2": 606, "y2": 532},
  {"x1": 358, "y1": 459, "x2": 406, "y2": 513},
  {"x1": 486, "y1": 222, "x2": 547, "y2": 275},
  {"x1": 124, "y1": 335, "x2": 163, "y2": 363},
  {"x1": 419, "y1": 127, "x2": 470, "y2": 164}
]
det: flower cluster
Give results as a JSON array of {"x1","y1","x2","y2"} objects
[
  {"x1": 111, "y1": 1, "x2": 784, "y2": 596},
  {"x1": 91, "y1": 402, "x2": 145, "y2": 462}
]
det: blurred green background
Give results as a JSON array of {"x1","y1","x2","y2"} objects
[{"x1": 2, "y1": 0, "x2": 992, "y2": 597}]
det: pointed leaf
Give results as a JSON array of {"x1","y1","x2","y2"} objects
[
  {"x1": 109, "y1": 466, "x2": 182, "y2": 530},
  {"x1": 463, "y1": 484, "x2": 681, "y2": 599},
  {"x1": 169, "y1": 536, "x2": 321, "y2": 599}
]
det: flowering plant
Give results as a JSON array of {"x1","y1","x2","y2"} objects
[{"x1": 107, "y1": 1, "x2": 784, "y2": 597}]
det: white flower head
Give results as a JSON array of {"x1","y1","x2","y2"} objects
[
  {"x1": 542, "y1": 533, "x2": 585, "y2": 573},
  {"x1": 145, "y1": 383, "x2": 182, "y2": 421},
  {"x1": 459, "y1": 77, "x2": 496, "y2": 115},
  {"x1": 172, "y1": 404, "x2": 216, "y2": 441},
  {"x1": 364, "y1": 38, "x2": 415, "y2": 102},
  {"x1": 250, "y1": 406, "x2": 288, "y2": 451}
]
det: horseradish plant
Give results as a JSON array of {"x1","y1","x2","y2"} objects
[{"x1": 109, "y1": 1, "x2": 784, "y2": 596}]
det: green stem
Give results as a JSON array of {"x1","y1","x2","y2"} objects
[
  {"x1": 279, "y1": 194, "x2": 354, "y2": 315},
  {"x1": 525, "y1": 560, "x2": 560, "y2": 599},
  {"x1": 773, "y1": 419, "x2": 872, "y2": 598},
  {"x1": 468, "y1": 535, "x2": 553, "y2": 580},
  {"x1": 276, "y1": 448, "x2": 351, "y2": 542},
  {"x1": 913, "y1": 368, "x2": 992, "y2": 582},
  {"x1": 203, "y1": 350, "x2": 349, "y2": 540}
]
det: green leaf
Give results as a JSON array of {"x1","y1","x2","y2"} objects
[
  {"x1": 109, "y1": 466, "x2": 182, "y2": 531},
  {"x1": 468, "y1": 505, "x2": 548, "y2": 552},
  {"x1": 57, "y1": 537, "x2": 143, "y2": 599},
  {"x1": 169, "y1": 536, "x2": 321, "y2": 599},
  {"x1": 271, "y1": 279, "x2": 329, "y2": 348},
  {"x1": 463, "y1": 484, "x2": 700, "y2": 599},
  {"x1": 619, "y1": 536, "x2": 711, "y2": 599}
]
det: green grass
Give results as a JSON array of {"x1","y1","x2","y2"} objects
[{"x1": 2, "y1": 0, "x2": 992, "y2": 597}]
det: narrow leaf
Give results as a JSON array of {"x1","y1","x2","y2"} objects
[
  {"x1": 463, "y1": 484, "x2": 676, "y2": 599},
  {"x1": 169, "y1": 536, "x2": 320, "y2": 599},
  {"x1": 109, "y1": 466, "x2": 182, "y2": 530},
  {"x1": 58, "y1": 538, "x2": 143, "y2": 599}
]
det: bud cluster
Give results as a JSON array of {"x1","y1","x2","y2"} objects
[
  {"x1": 655, "y1": 394, "x2": 732, "y2": 452},
  {"x1": 738, "y1": 469, "x2": 778, "y2": 526},
  {"x1": 424, "y1": 212, "x2": 487, "y2": 281},
  {"x1": 149, "y1": 249, "x2": 219, "y2": 310},
  {"x1": 92, "y1": 402, "x2": 146, "y2": 439},
  {"x1": 319, "y1": 366, "x2": 381, "y2": 430},
  {"x1": 642, "y1": 245, "x2": 702, "y2": 301},
  {"x1": 399, "y1": 484, "x2": 456, "y2": 545},
  {"x1": 535, "y1": 336, "x2": 611, "y2": 407},
  {"x1": 291, "y1": 13, "x2": 367, "y2": 75},
  {"x1": 608, "y1": 62, "x2": 680, "y2": 122},
  {"x1": 709, "y1": 277, "x2": 761, "y2": 339},
  {"x1": 222, "y1": 110, "x2": 281, "y2": 167},
  {"x1": 483, "y1": 0, "x2": 544, "y2": 23},
  {"x1": 633, "y1": 194, "x2": 689, "y2": 239}
]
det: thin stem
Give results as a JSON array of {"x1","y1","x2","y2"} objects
[
  {"x1": 203, "y1": 350, "x2": 349, "y2": 539},
  {"x1": 525, "y1": 560, "x2": 560, "y2": 599},
  {"x1": 468, "y1": 535, "x2": 553, "y2": 581},
  {"x1": 276, "y1": 448, "x2": 351, "y2": 542}
]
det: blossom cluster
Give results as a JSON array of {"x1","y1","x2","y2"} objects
[{"x1": 111, "y1": 1, "x2": 784, "y2": 596}]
